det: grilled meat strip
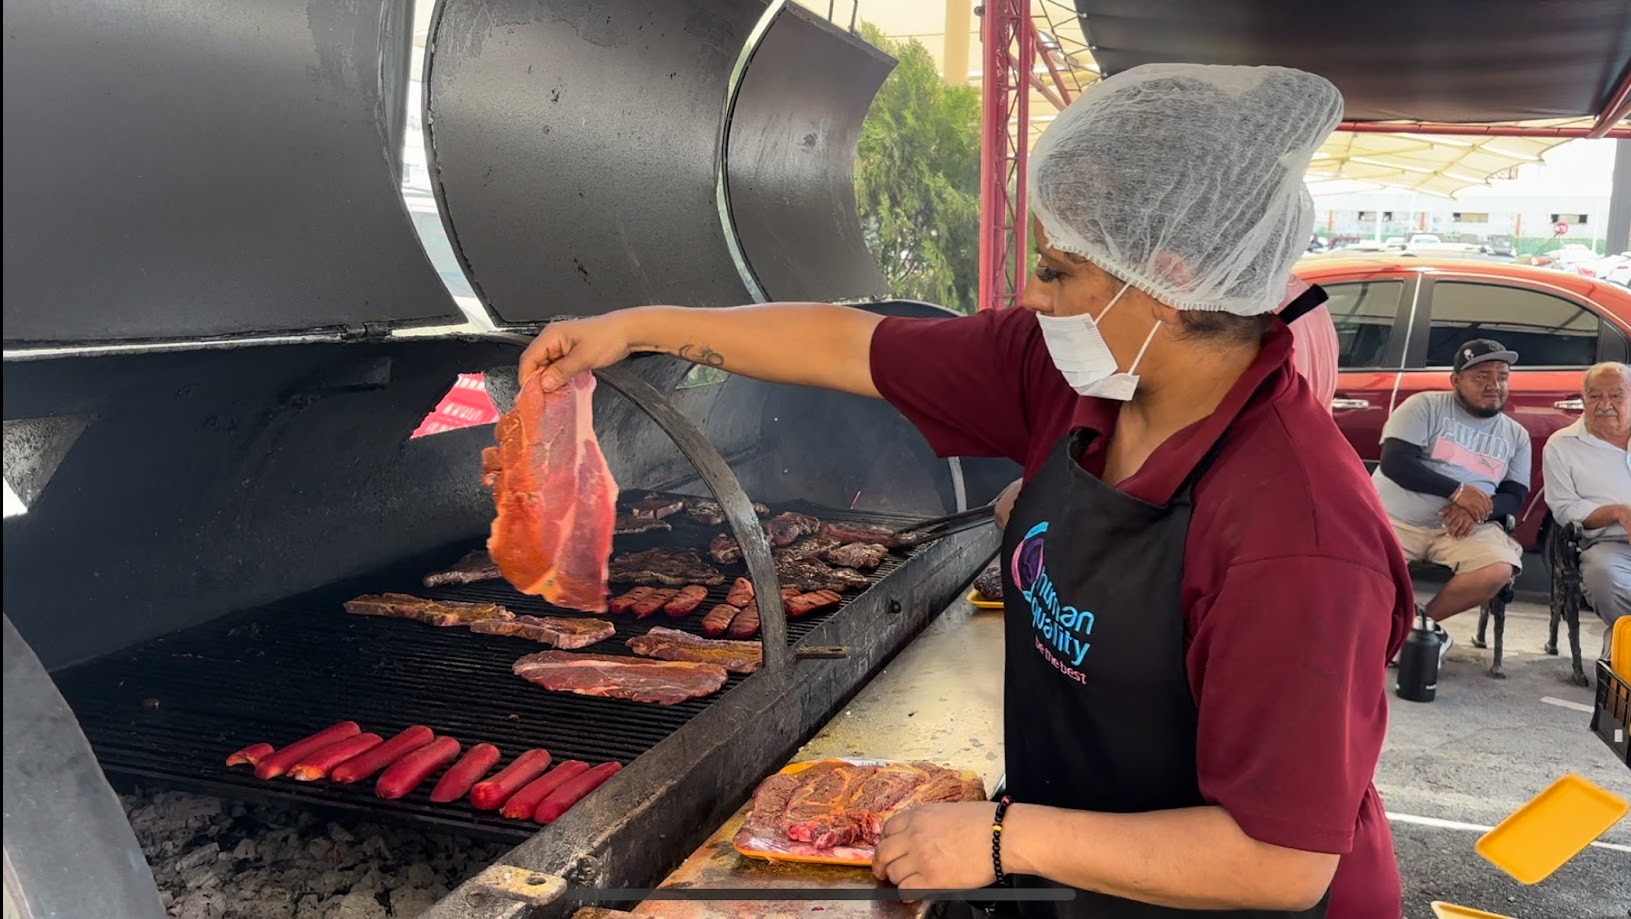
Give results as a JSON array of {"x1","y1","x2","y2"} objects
[
  {"x1": 727, "y1": 601, "x2": 760, "y2": 639},
  {"x1": 630, "y1": 587, "x2": 679, "y2": 618},
  {"x1": 785, "y1": 589, "x2": 842, "y2": 617},
  {"x1": 469, "y1": 615, "x2": 615, "y2": 649},
  {"x1": 422, "y1": 549, "x2": 502, "y2": 587},
  {"x1": 685, "y1": 499, "x2": 771, "y2": 527},
  {"x1": 627, "y1": 626, "x2": 762, "y2": 674},
  {"x1": 764, "y1": 512, "x2": 821, "y2": 547},
  {"x1": 623, "y1": 494, "x2": 686, "y2": 519},
  {"x1": 708, "y1": 533, "x2": 743, "y2": 565},
  {"x1": 701, "y1": 603, "x2": 738, "y2": 637},
  {"x1": 726, "y1": 576, "x2": 756, "y2": 607},
  {"x1": 344, "y1": 593, "x2": 515, "y2": 627},
  {"x1": 512, "y1": 651, "x2": 728, "y2": 705},
  {"x1": 614, "y1": 514, "x2": 673, "y2": 535},
  {"x1": 776, "y1": 535, "x2": 843, "y2": 561},
  {"x1": 775, "y1": 556, "x2": 870, "y2": 593},
  {"x1": 662, "y1": 585, "x2": 710, "y2": 617},
  {"x1": 608, "y1": 548, "x2": 725, "y2": 586},
  {"x1": 822, "y1": 542, "x2": 889, "y2": 570},
  {"x1": 817, "y1": 521, "x2": 917, "y2": 549}
]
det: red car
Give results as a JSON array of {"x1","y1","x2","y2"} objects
[{"x1": 1295, "y1": 255, "x2": 1631, "y2": 553}]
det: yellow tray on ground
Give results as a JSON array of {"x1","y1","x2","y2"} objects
[
  {"x1": 1612, "y1": 616, "x2": 1631, "y2": 681},
  {"x1": 1431, "y1": 903, "x2": 1515, "y2": 919},
  {"x1": 1474, "y1": 774, "x2": 1629, "y2": 885},
  {"x1": 732, "y1": 758, "x2": 987, "y2": 868},
  {"x1": 966, "y1": 588, "x2": 1003, "y2": 611}
]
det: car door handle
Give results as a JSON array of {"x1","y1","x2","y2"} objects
[
  {"x1": 1331, "y1": 398, "x2": 1371, "y2": 410},
  {"x1": 1554, "y1": 399, "x2": 1584, "y2": 411}
]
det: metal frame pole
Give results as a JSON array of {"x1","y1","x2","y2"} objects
[{"x1": 977, "y1": 0, "x2": 1035, "y2": 311}]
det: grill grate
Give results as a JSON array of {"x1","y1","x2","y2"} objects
[{"x1": 53, "y1": 499, "x2": 931, "y2": 842}]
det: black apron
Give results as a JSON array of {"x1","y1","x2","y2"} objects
[{"x1": 994, "y1": 426, "x2": 1330, "y2": 919}]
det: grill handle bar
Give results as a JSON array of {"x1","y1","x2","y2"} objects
[{"x1": 484, "y1": 334, "x2": 791, "y2": 672}]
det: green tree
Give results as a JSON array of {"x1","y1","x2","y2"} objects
[{"x1": 854, "y1": 22, "x2": 982, "y2": 314}]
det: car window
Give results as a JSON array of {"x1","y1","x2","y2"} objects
[
  {"x1": 1424, "y1": 282, "x2": 1601, "y2": 368},
  {"x1": 1325, "y1": 280, "x2": 1403, "y2": 368}
]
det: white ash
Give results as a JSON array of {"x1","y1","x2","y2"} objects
[{"x1": 123, "y1": 786, "x2": 506, "y2": 919}]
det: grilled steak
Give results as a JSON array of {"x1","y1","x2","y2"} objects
[
  {"x1": 623, "y1": 494, "x2": 686, "y2": 519},
  {"x1": 822, "y1": 542, "x2": 888, "y2": 570},
  {"x1": 708, "y1": 533, "x2": 743, "y2": 565},
  {"x1": 735, "y1": 760, "x2": 985, "y2": 854},
  {"x1": 776, "y1": 535, "x2": 843, "y2": 561},
  {"x1": 817, "y1": 521, "x2": 913, "y2": 549},
  {"x1": 662, "y1": 585, "x2": 710, "y2": 617},
  {"x1": 483, "y1": 370, "x2": 617, "y2": 612},
  {"x1": 627, "y1": 626, "x2": 762, "y2": 674},
  {"x1": 422, "y1": 549, "x2": 502, "y2": 587},
  {"x1": 608, "y1": 548, "x2": 725, "y2": 586},
  {"x1": 512, "y1": 651, "x2": 729, "y2": 705},
  {"x1": 785, "y1": 589, "x2": 842, "y2": 618},
  {"x1": 614, "y1": 514, "x2": 672, "y2": 535},
  {"x1": 470, "y1": 615, "x2": 615, "y2": 649},
  {"x1": 973, "y1": 564, "x2": 1003, "y2": 601},
  {"x1": 764, "y1": 512, "x2": 821, "y2": 547},
  {"x1": 776, "y1": 556, "x2": 870, "y2": 593},
  {"x1": 686, "y1": 499, "x2": 770, "y2": 527},
  {"x1": 344, "y1": 593, "x2": 515, "y2": 627}
]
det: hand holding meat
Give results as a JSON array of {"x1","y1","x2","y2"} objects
[
  {"x1": 871, "y1": 801, "x2": 1000, "y2": 890},
  {"x1": 520, "y1": 315, "x2": 635, "y2": 393}
]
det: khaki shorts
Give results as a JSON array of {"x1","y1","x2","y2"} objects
[{"x1": 1392, "y1": 520, "x2": 1523, "y2": 575}]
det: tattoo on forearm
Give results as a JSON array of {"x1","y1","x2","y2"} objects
[{"x1": 677, "y1": 344, "x2": 726, "y2": 368}]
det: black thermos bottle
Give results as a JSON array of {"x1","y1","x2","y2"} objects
[{"x1": 1396, "y1": 609, "x2": 1440, "y2": 703}]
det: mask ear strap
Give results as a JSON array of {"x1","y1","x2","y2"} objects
[
  {"x1": 1095, "y1": 282, "x2": 1133, "y2": 324},
  {"x1": 1126, "y1": 316, "x2": 1162, "y2": 374}
]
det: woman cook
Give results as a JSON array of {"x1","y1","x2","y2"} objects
[{"x1": 521, "y1": 63, "x2": 1412, "y2": 919}]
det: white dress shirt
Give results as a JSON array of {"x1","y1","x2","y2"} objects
[{"x1": 1542, "y1": 419, "x2": 1631, "y2": 542}]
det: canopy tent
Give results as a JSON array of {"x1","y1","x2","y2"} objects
[{"x1": 1064, "y1": 0, "x2": 1630, "y2": 194}]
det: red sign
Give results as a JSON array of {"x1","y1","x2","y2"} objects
[
  {"x1": 412, "y1": 373, "x2": 500, "y2": 438},
  {"x1": 1553, "y1": 221, "x2": 1570, "y2": 237}
]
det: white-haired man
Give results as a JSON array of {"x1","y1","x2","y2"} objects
[{"x1": 1542, "y1": 362, "x2": 1631, "y2": 660}]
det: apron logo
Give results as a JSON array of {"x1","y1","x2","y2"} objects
[{"x1": 1013, "y1": 522, "x2": 1095, "y2": 670}]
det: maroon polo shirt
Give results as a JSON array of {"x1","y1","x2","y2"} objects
[{"x1": 869, "y1": 305, "x2": 1412, "y2": 918}]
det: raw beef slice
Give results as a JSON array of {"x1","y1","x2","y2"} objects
[
  {"x1": 627, "y1": 626, "x2": 763, "y2": 674},
  {"x1": 736, "y1": 760, "x2": 985, "y2": 854},
  {"x1": 483, "y1": 371, "x2": 619, "y2": 612},
  {"x1": 470, "y1": 615, "x2": 615, "y2": 649},
  {"x1": 512, "y1": 651, "x2": 728, "y2": 705}
]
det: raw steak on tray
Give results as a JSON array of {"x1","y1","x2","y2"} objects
[{"x1": 733, "y1": 758, "x2": 987, "y2": 864}]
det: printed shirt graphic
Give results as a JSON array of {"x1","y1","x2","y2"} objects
[
  {"x1": 1372, "y1": 391, "x2": 1532, "y2": 528},
  {"x1": 1013, "y1": 521, "x2": 1096, "y2": 676}
]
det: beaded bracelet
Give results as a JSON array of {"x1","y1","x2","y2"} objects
[{"x1": 991, "y1": 796, "x2": 1013, "y2": 886}]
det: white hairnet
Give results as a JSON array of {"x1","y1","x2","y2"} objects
[{"x1": 1028, "y1": 63, "x2": 1344, "y2": 316}]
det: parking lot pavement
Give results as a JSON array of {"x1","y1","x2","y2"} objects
[{"x1": 1380, "y1": 593, "x2": 1631, "y2": 918}]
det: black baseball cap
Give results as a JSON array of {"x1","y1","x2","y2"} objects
[{"x1": 1452, "y1": 339, "x2": 1519, "y2": 372}]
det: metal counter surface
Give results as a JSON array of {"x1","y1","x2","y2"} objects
[{"x1": 628, "y1": 592, "x2": 1007, "y2": 919}]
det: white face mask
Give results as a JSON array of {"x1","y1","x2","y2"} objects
[{"x1": 1035, "y1": 281, "x2": 1162, "y2": 401}]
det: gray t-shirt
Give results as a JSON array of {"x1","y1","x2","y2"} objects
[{"x1": 1371, "y1": 390, "x2": 1532, "y2": 528}]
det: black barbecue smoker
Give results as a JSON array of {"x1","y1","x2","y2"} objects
[{"x1": 2, "y1": 0, "x2": 1013, "y2": 916}]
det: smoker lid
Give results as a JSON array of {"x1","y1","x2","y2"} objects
[{"x1": 1, "y1": 0, "x2": 461, "y2": 346}]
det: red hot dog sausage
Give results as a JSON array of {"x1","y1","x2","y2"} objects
[
  {"x1": 329, "y1": 725, "x2": 435, "y2": 784},
  {"x1": 227, "y1": 743, "x2": 274, "y2": 768},
  {"x1": 534, "y1": 762, "x2": 623, "y2": 823},
  {"x1": 254, "y1": 722, "x2": 362, "y2": 780},
  {"x1": 290, "y1": 733, "x2": 384, "y2": 781},
  {"x1": 500, "y1": 761, "x2": 590, "y2": 820},
  {"x1": 469, "y1": 749, "x2": 553, "y2": 810},
  {"x1": 430, "y1": 743, "x2": 502, "y2": 803},
  {"x1": 376, "y1": 736, "x2": 462, "y2": 800}
]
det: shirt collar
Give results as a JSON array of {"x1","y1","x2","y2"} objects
[
  {"x1": 1557, "y1": 417, "x2": 1630, "y2": 452},
  {"x1": 1066, "y1": 318, "x2": 1297, "y2": 505}
]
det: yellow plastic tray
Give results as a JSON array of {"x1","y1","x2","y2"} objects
[
  {"x1": 1612, "y1": 616, "x2": 1630, "y2": 682},
  {"x1": 1475, "y1": 774, "x2": 1629, "y2": 884},
  {"x1": 966, "y1": 588, "x2": 1003, "y2": 611},
  {"x1": 1431, "y1": 903, "x2": 1515, "y2": 919},
  {"x1": 733, "y1": 758, "x2": 985, "y2": 867}
]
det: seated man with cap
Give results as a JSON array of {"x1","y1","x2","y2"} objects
[{"x1": 1373, "y1": 339, "x2": 1532, "y2": 656}]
